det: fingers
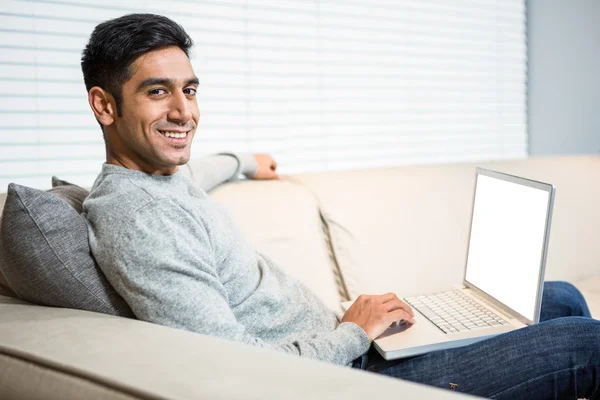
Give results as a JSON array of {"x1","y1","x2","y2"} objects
[
  {"x1": 379, "y1": 293, "x2": 414, "y2": 317},
  {"x1": 253, "y1": 154, "x2": 280, "y2": 180},
  {"x1": 388, "y1": 309, "x2": 415, "y2": 324},
  {"x1": 380, "y1": 292, "x2": 397, "y2": 302},
  {"x1": 269, "y1": 158, "x2": 278, "y2": 178},
  {"x1": 384, "y1": 298, "x2": 414, "y2": 317}
]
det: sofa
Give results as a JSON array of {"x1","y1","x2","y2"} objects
[{"x1": 0, "y1": 155, "x2": 598, "y2": 399}]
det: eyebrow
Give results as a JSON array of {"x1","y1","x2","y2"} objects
[{"x1": 136, "y1": 77, "x2": 199, "y2": 92}]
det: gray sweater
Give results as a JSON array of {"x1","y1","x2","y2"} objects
[{"x1": 83, "y1": 160, "x2": 370, "y2": 366}]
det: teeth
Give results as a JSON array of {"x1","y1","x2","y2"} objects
[{"x1": 160, "y1": 131, "x2": 187, "y2": 139}]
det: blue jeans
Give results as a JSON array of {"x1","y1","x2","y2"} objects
[{"x1": 353, "y1": 281, "x2": 599, "y2": 399}]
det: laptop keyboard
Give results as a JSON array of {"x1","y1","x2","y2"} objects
[{"x1": 405, "y1": 290, "x2": 510, "y2": 334}]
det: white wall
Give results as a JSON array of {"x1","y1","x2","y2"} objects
[{"x1": 527, "y1": 0, "x2": 600, "y2": 155}]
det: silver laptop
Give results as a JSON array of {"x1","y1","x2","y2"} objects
[{"x1": 342, "y1": 168, "x2": 555, "y2": 360}]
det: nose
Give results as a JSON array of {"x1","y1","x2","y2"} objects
[{"x1": 167, "y1": 91, "x2": 193, "y2": 124}]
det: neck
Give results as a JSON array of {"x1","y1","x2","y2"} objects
[{"x1": 105, "y1": 146, "x2": 178, "y2": 176}]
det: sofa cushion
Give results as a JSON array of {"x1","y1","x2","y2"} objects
[
  {"x1": 296, "y1": 156, "x2": 600, "y2": 299},
  {"x1": 50, "y1": 176, "x2": 90, "y2": 213},
  {"x1": 295, "y1": 165, "x2": 474, "y2": 298},
  {"x1": 0, "y1": 300, "x2": 467, "y2": 400},
  {"x1": 0, "y1": 183, "x2": 133, "y2": 316}
]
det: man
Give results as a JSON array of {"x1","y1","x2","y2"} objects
[{"x1": 82, "y1": 13, "x2": 599, "y2": 399}]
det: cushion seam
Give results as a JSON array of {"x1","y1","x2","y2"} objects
[
  {"x1": 283, "y1": 177, "x2": 351, "y2": 302},
  {"x1": 319, "y1": 212, "x2": 351, "y2": 302}
]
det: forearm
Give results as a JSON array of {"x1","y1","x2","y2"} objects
[
  {"x1": 182, "y1": 153, "x2": 258, "y2": 192},
  {"x1": 262, "y1": 322, "x2": 370, "y2": 366}
]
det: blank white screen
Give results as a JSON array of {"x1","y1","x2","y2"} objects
[{"x1": 465, "y1": 174, "x2": 550, "y2": 322}]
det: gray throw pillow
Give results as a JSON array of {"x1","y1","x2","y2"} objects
[
  {"x1": 0, "y1": 182, "x2": 134, "y2": 316},
  {"x1": 0, "y1": 193, "x2": 12, "y2": 297},
  {"x1": 0, "y1": 268, "x2": 16, "y2": 297},
  {"x1": 50, "y1": 176, "x2": 90, "y2": 214}
]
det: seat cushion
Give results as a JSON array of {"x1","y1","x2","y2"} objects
[{"x1": 0, "y1": 183, "x2": 133, "y2": 316}]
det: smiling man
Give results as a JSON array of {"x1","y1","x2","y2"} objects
[
  {"x1": 81, "y1": 13, "x2": 600, "y2": 399},
  {"x1": 82, "y1": 15, "x2": 378, "y2": 367}
]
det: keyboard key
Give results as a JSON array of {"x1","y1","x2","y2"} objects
[{"x1": 414, "y1": 305, "x2": 438, "y2": 320}]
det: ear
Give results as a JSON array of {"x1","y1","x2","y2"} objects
[{"x1": 88, "y1": 86, "x2": 116, "y2": 127}]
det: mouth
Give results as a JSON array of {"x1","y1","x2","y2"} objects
[{"x1": 157, "y1": 129, "x2": 191, "y2": 143}]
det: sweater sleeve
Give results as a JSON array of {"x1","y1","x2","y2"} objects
[
  {"x1": 96, "y1": 200, "x2": 370, "y2": 366},
  {"x1": 182, "y1": 153, "x2": 258, "y2": 192}
]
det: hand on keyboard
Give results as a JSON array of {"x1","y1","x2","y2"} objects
[{"x1": 341, "y1": 293, "x2": 414, "y2": 341}]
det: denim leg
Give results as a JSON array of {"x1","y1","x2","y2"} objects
[
  {"x1": 541, "y1": 281, "x2": 592, "y2": 321},
  {"x1": 363, "y1": 317, "x2": 600, "y2": 399}
]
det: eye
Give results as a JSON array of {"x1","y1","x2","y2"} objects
[
  {"x1": 184, "y1": 87, "x2": 197, "y2": 96},
  {"x1": 148, "y1": 88, "x2": 167, "y2": 96}
]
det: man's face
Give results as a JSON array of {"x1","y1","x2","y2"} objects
[{"x1": 109, "y1": 46, "x2": 199, "y2": 175}]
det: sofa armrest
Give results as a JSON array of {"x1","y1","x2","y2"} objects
[{"x1": 0, "y1": 300, "x2": 475, "y2": 400}]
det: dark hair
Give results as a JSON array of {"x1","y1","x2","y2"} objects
[{"x1": 81, "y1": 13, "x2": 193, "y2": 117}]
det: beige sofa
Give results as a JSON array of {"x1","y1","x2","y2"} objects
[{"x1": 0, "y1": 155, "x2": 598, "y2": 399}]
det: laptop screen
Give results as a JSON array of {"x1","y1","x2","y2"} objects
[{"x1": 464, "y1": 172, "x2": 552, "y2": 323}]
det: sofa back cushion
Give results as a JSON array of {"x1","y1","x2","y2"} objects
[
  {"x1": 0, "y1": 183, "x2": 133, "y2": 316},
  {"x1": 296, "y1": 156, "x2": 600, "y2": 299},
  {"x1": 296, "y1": 165, "x2": 473, "y2": 299}
]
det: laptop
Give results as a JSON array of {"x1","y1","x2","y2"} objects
[{"x1": 342, "y1": 168, "x2": 555, "y2": 360}]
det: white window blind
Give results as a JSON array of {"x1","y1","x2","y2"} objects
[{"x1": 0, "y1": 0, "x2": 527, "y2": 190}]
